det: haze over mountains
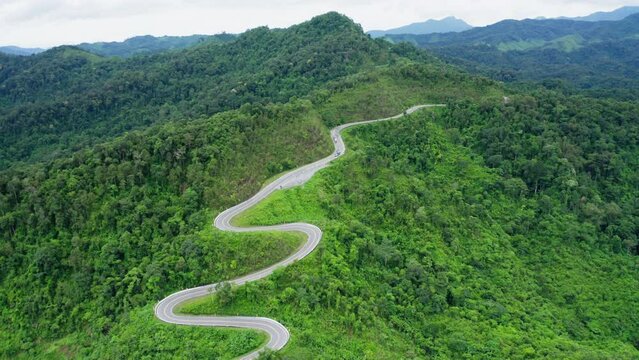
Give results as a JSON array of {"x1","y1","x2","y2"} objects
[
  {"x1": 367, "y1": 16, "x2": 473, "y2": 38},
  {"x1": 0, "y1": 35, "x2": 236, "y2": 58},
  {"x1": 2, "y1": 6, "x2": 638, "y2": 57},
  {"x1": 385, "y1": 12, "x2": 639, "y2": 98},
  {"x1": 0, "y1": 45, "x2": 45, "y2": 56},
  {"x1": 557, "y1": 5, "x2": 639, "y2": 21},
  {"x1": 76, "y1": 34, "x2": 236, "y2": 57}
]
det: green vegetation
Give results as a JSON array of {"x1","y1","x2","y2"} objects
[
  {"x1": 0, "y1": 12, "x2": 394, "y2": 168},
  {"x1": 314, "y1": 62, "x2": 500, "y2": 128},
  {"x1": 0, "y1": 36, "x2": 496, "y2": 355},
  {"x1": 182, "y1": 98, "x2": 639, "y2": 358},
  {"x1": 33, "y1": 306, "x2": 266, "y2": 360},
  {"x1": 0, "y1": 100, "x2": 328, "y2": 357},
  {"x1": 1, "y1": 10, "x2": 638, "y2": 360},
  {"x1": 0, "y1": 46, "x2": 45, "y2": 56}
]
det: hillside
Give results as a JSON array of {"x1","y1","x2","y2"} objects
[
  {"x1": 0, "y1": 12, "x2": 401, "y2": 169},
  {"x1": 1, "y1": 11, "x2": 639, "y2": 360},
  {"x1": 182, "y1": 92, "x2": 639, "y2": 358},
  {"x1": 0, "y1": 53, "x2": 505, "y2": 357},
  {"x1": 385, "y1": 14, "x2": 639, "y2": 97},
  {"x1": 76, "y1": 34, "x2": 236, "y2": 57},
  {"x1": 0, "y1": 13, "x2": 454, "y2": 358}
]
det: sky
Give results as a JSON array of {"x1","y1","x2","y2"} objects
[{"x1": 0, "y1": 0, "x2": 637, "y2": 48}]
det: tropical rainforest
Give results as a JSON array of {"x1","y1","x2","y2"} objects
[{"x1": 0, "y1": 11, "x2": 638, "y2": 359}]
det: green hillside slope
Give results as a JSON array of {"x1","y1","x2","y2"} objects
[
  {"x1": 0, "y1": 55, "x2": 492, "y2": 357},
  {"x1": 0, "y1": 12, "x2": 399, "y2": 169},
  {"x1": 184, "y1": 94, "x2": 639, "y2": 358},
  {"x1": 1, "y1": 11, "x2": 638, "y2": 360}
]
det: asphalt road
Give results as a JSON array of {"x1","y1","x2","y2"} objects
[{"x1": 155, "y1": 104, "x2": 444, "y2": 359}]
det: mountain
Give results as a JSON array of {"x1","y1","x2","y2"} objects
[
  {"x1": 0, "y1": 12, "x2": 398, "y2": 169},
  {"x1": 0, "y1": 34, "x2": 234, "y2": 58},
  {"x1": 385, "y1": 13, "x2": 639, "y2": 97},
  {"x1": 387, "y1": 13, "x2": 639, "y2": 47},
  {"x1": 0, "y1": 45, "x2": 46, "y2": 56},
  {"x1": 367, "y1": 16, "x2": 472, "y2": 38},
  {"x1": 2, "y1": 11, "x2": 639, "y2": 360},
  {"x1": 565, "y1": 5, "x2": 639, "y2": 22},
  {"x1": 76, "y1": 34, "x2": 236, "y2": 57}
]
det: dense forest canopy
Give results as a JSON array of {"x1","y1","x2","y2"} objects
[
  {"x1": 182, "y1": 96, "x2": 639, "y2": 358},
  {"x1": 0, "y1": 11, "x2": 638, "y2": 359},
  {"x1": 0, "y1": 12, "x2": 401, "y2": 169}
]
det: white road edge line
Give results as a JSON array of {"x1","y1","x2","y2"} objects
[{"x1": 154, "y1": 104, "x2": 445, "y2": 359}]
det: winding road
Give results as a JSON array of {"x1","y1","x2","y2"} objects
[{"x1": 154, "y1": 104, "x2": 444, "y2": 359}]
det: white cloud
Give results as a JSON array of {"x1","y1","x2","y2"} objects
[{"x1": 0, "y1": 0, "x2": 636, "y2": 47}]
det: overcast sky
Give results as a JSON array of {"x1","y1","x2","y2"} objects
[{"x1": 1, "y1": 0, "x2": 636, "y2": 48}]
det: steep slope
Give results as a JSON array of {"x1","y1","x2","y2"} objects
[
  {"x1": 0, "y1": 101, "x2": 329, "y2": 358},
  {"x1": 76, "y1": 34, "x2": 236, "y2": 57},
  {"x1": 0, "y1": 26, "x2": 471, "y2": 357},
  {"x1": 0, "y1": 12, "x2": 395, "y2": 169},
  {"x1": 2, "y1": 11, "x2": 638, "y2": 360},
  {"x1": 182, "y1": 93, "x2": 639, "y2": 358}
]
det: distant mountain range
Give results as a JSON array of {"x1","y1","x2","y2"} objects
[
  {"x1": 76, "y1": 34, "x2": 236, "y2": 57},
  {"x1": 0, "y1": 34, "x2": 236, "y2": 58},
  {"x1": 384, "y1": 13, "x2": 639, "y2": 97},
  {"x1": 2, "y1": 6, "x2": 639, "y2": 57},
  {"x1": 0, "y1": 45, "x2": 45, "y2": 56},
  {"x1": 385, "y1": 12, "x2": 639, "y2": 50},
  {"x1": 367, "y1": 5, "x2": 639, "y2": 39},
  {"x1": 367, "y1": 16, "x2": 472, "y2": 38},
  {"x1": 560, "y1": 5, "x2": 639, "y2": 22}
]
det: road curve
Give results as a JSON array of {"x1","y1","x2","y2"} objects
[{"x1": 155, "y1": 104, "x2": 445, "y2": 359}]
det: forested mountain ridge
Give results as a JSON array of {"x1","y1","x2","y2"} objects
[
  {"x1": 0, "y1": 13, "x2": 470, "y2": 357},
  {"x1": 0, "y1": 34, "x2": 235, "y2": 58},
  {"x1": 0, "y1": 57, "x2": 506, "y2": 357},
  {"x1": 1, "y1": 10, "x2": 638, "y2": 360},
  {"x1": 0, "y1": 12, "x2": 400, "y2": 169},
  {"x1": 387, "y1": 13, "x2": 639, "y2": 48}
]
